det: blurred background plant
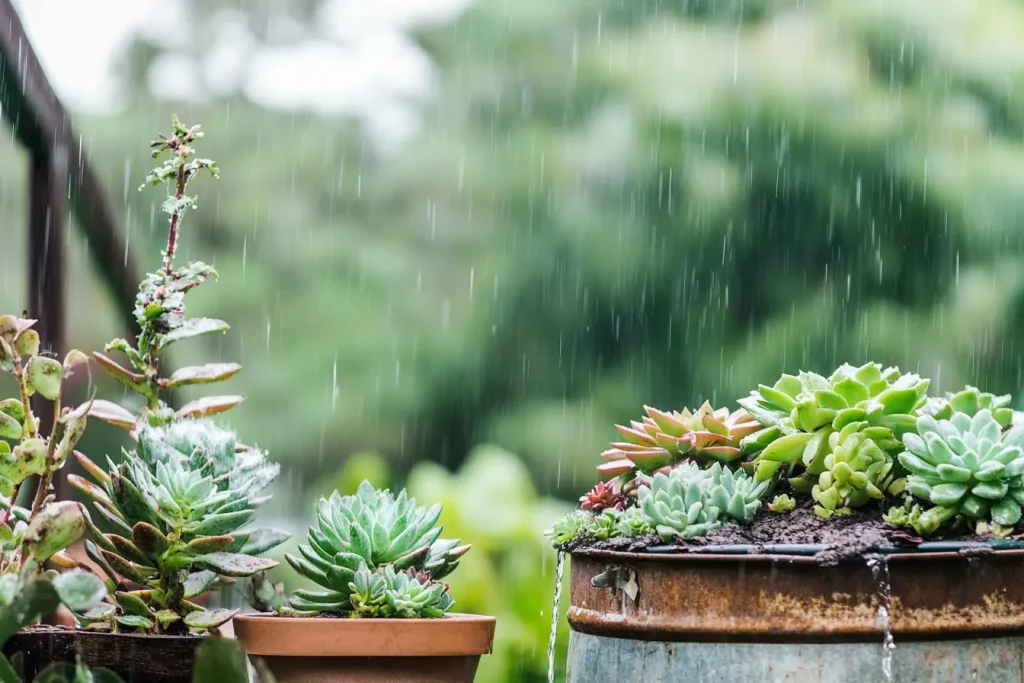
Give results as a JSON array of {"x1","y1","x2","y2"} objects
[{"x1": 5, "y1": 0, "x2": 1024, "y2": 679}]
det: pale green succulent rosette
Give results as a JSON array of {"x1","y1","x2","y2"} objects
[{"x1": 892, "y1": 409, "x2": 1024, "y2": 536}]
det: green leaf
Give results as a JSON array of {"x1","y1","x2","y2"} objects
[
  {"x1": 235, "y1": 527, "x2": 291, "y2": 555},
  {"x1": 92, "y1": 352, "x2": 146, "y2": 392},
  {"x1": 24, "y1": 501, "x2": 86, "y2": 562},
  {"x1": 192, "y1": 636, "x2": 249, "y2": 683},
  {"x1": 0, "y1": 413, "x2": 21, "y2": 440},
  {"x1": 85, "y1": 401, "x2": 136, "y2": 430},
  {"x1": 131, "y1": 522, "x2": 170, "y2": 557},
  {"x1": 176, "y1": 396, "x2": 245, "y2": 420},
  {"x1": 156, "y1": 318, "x2": 230, "y2": 351},
  {"x1": 930, "y1": 482, "x2": 969, "y2": 506},
  {"x1": 26, "y1": 356, "x2": 63, "y2": 401},
  {"x1": 189, "y1": 510, "x2": 254, "y2": 536},
  {"x1": 195, "y1": 552, "x2": 277, "y2": 577},
  {"x1": 183, "y1": 571, "x2": 219, "y2": 599},
  {"x1": 52, "y1": 572, "x2": 106, "y2": 613},
  {"x1": 0, "y1": 579, "x2": 60, "y2": 642},
  {"x1": 183, "y1": 608, "x2": 237, "y2": 631},
  {"x1": 114, "y1": 592, "x2": 154, "y2": 618},
  {"x1": 875, "y1": 388, "x2": 920, "y2": 415},
  {"x1": 187, "y1": 535, "x2": 235, "y2": 555},
  {"x1": 759, "y1": 432, "x2": 813, "y2": 463},
  {"x1": 114, "y1": 614, "x2": 153, "y2": 630},
  {"x1": 162, "y1": 363, "x2": 242, "y2": 389}
]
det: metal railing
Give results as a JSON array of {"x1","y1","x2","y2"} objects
[{"x1": 0, "y1": 0, "x2": 140, "y2": 499}]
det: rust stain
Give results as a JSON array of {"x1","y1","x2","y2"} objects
[{"x1": 568, "y1": 549, "x2": 1024, "y2": 644}]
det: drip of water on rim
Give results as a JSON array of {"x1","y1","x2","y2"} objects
[
  {"x1": 547, "y1": 550, "x2": 565, "y2": 683},
  {"x1": 867, "y1": 554, "x2": 896, "y2": 682}
]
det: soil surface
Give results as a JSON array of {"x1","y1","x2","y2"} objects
[{"x1": 571, "y1": 501, "x2": 1007, "y2": 566}]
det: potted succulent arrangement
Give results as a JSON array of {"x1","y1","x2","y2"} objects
[
  {"x1": 6, "y1": 118, "x2": 288, "y2": 682},
  {"x1": 551, "y1": 363, "x2": 1024, "y2": 682},
  {"x1": 233, "y1": 481, "x2": 497, "y2": 683}
]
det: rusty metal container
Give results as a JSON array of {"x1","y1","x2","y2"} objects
[{"x1": 566, "y1": 547, "x2": 1024, "y2": 682}]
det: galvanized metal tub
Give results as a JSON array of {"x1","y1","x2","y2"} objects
[{"x1": 567, "y1": 546, "x2": 1024, "y2": 682}]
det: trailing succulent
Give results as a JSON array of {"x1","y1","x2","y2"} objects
[
  {"x1": 887, "y1": 410, "x2": 1024, "y2": 536},
  {"x1": 742, "y1": 363, "x2": 927, "y2": 517},
  {"x1": 70, "y1": 420, "x2": 286, "y2": 633},
  {"x1": 598, "y1": 403, "x2": 760, "y2": 486},
  {"x1": 282, "y1": 481, "x2": 467, "y2": 618}
]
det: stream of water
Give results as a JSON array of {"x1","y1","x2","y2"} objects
[
  {"x1": 547, "y1": 550, "x2": 565, "y2": 683},
  {"x1": 866, "y1": 555, "x2": 896, "y2": 682}
]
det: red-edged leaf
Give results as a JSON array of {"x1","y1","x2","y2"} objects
[
  {"x1": 176, "y1": 395, "x2": 244, "y2": 419},
  {"x1": 86, "y1": 400, "x2": 137, "y2": 429},
  {"x1": 160, "y1": 363, "x2": 242, "y2": 389}
]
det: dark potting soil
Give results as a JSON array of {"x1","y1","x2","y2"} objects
[{"x1": 574, "y1": 500, "x2": 1007, "y2": 566}]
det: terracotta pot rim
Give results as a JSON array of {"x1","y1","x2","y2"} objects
[
  {"x1": 569, "y1": 546, "x2": 1024, "y2": 564},
  {"x1": 233, "y1": 612, "x2": 497, "y2": 657}
]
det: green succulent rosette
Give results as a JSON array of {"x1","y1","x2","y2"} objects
[
  {"x1": 741, "y1": 362, "x2": 929, "y2": 515},
  {"x1": 893, "y1": 409, "x2": 1024, "y2": 535}
]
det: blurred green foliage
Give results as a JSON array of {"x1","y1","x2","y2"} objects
[{"x1": 5, "y1": 0, "x2": 1024, "y2": 678}]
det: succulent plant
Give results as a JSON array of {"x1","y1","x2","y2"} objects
[
  {"x1": 548, "y1": 511, "x2": 594, "y2": 545},
  {"x1": 894, "y1": 409, "x2": 1024, "y2": 535},
  {"x1": 70, "y1": 420, "x2": 286, "y2": 633},
  {"x1": 598, "y1": 403, "x2": 761, "y2": 485},
  {"x1": 638, "y1": 462, "x2": 769, "y2": 541},
  {"x1": 579, "y1": 481, "x2": 627, "y2": 512},
  {"x1": 808, "y1": 421, "x2": 905, "y2": 518},
  {"x1": 0, "y1": 314, "x2": 108, "y2": 617},
  {"x1": 744, "y1": 363, "x2": 928, "y2": 506},
  {"x1": 922, "y1": 386, "x2": 1013, "y2": 429},
  {"x1": 614, "y1": 506, "x2": 652, "y2": 537},
  {"x1": 284, "y1": 481, "x2": 469, "y2": 616},
  {"x1": 768, "y1": 494, "x2": 796, "y2": 513},
  {"x1": 86, "y1": 117, "x2": 241, "y2": 434},
  {"x1": 349, "y1": 564, "x2": 455, "y2": 619}
]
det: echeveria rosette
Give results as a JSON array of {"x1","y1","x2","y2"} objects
[
  {"x1": 743, "y1": 363, "x2": 929, "y2": 499},
  {"x1": 284, "y1": 481, "x2": 469, "y2": 616},
  {"x1": 638, "y1": 462, "x2": 769, "y2": 541},
  {"x1": 349, "y1": 564, "x2": 455, "y2": 619},
  {"x1": 921, "y1": 386, "x2": 1014, "y2": 429},
  {"x1": 893, "y1": 410, "x2": 1024, "y2": 536},
  {"x1": 598, "y1": 402, "x2": 761, "y2": 485},
  {"x1": 808, "y1": 422, "x2": 905, "y2": 518},
  {"x1": 70, "y1": 420, "x2": 287, "y2": 633}
]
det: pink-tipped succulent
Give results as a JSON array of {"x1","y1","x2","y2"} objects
[
  {"x1": 597, "y1": 402, "x2": 760, "y2": 482},
  {"x1": 579, "y1": 481, "x2": 627, "y2": 512}
]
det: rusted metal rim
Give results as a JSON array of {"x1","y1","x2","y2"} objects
[{"x1": 568, "y1": 547, "x2": 1024, "y2": 644}]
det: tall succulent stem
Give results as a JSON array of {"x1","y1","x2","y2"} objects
[{"x1": 162, "y1": 157, "x2": 188, "y2": 276}]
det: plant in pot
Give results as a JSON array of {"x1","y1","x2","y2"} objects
[
  {"x1": 0, "y1": 314, "x2": 119, "y2": 675},
  {"x1": 549, "y1": 364, "x2": 1024, "y2": 682},
  {"x1": 0, "y1": 572, "x2": 259, "y2": 683},
  {"x1": 12, "y1": 118, "x2": 289, "y2": 683},
  {"x1": 233, "y1": 481, "x2": 497, "y2": 683}
]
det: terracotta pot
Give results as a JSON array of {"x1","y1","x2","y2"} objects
[
  {"x1": 4, "y1": 627, "x2": 202, "y2": 683},
  {"x1": 233, "y1": 613, "x2": 496, "y2": 683},
  {"x1": 566, "y1": 546, "x2": 1024, "y2": 682}
]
